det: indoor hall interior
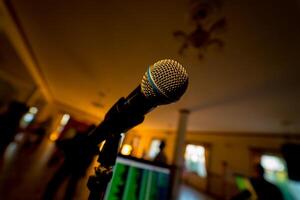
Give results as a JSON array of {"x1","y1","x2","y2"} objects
[{"x1": 0, "y1": 0, "x2": 300, "y2": 199}]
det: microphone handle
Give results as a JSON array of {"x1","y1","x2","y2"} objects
[
  {"x1": 123, "y1": 86, "x2": 157, "y2": 116},
  {"x1": 88, "y1": 86, "x2": 156, "y2": 145}
]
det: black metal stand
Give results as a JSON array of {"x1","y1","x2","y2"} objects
[
  {"x1": 86, "y1": 97, "x2": 146, "y2": 200},
  {"x1": 87, "y1": 134, "x2": 122, "y2": 200}
]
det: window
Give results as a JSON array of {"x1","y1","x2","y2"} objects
[
  {"x1": 56, "y1": 114, "x2": 70, "y2": 133},
  {"x1": 184, "y1": 144, "x2": 207, "y2": 177},
  {"x1": 49, "y1": 114, "x2": 70, "y2": 141},
  {"x1": 260, "y1": 154, "x2": 287, "y2": 182},
  {"x1": 259, "y1": 154, "x2": 298, "y2": 199},
  {"x1": 20, "y1": 106, "x2": 38, "y2": 128},
  {"x1": 148, "y1": 139, "x2": 162, "y2": 159}
]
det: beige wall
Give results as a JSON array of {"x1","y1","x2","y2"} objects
[
  {"x1": 126, "y1": 129, "x2": 300, "y2": 172},
  {"x1": 186, "y1": 132, "x2": 300, "y2": 175},
  {"x1": 124, "y1": 129, "x2": 300, "y2": 197}
]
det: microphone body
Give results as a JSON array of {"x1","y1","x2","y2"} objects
[
  {"x1": 122, "y1": 85, "x2": 158, "y2": 116},
  {"x1": 87, "y1": 59, "x2": 189, "y2": 145},
  {"x1": 87, "y1": 86, "x2": 154, "y2": 145}
]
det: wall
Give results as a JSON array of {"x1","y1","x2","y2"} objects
[
  {"x1": 186, "y1": 132, "x2": 299, "y2": 175},
  {"x1": 1, "y1": 3, "x2": 59, "y2": 134},
  {"x1": 0, "y1": 30, "x2": 37, "y2": 103},
  {"x1": 124, "y1": 128, "x2": 300, "y2": 198},
  {"x1": 124, "y1": 128, "x2": 176, "y2": 163}
]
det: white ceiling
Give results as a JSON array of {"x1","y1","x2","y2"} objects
[{"x1": 8, "y1": 0, "x2": 300, "y2": 133}]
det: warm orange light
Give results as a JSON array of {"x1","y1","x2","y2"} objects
[
  {"x1": 120, "y1": 144, "x2": 132, "y2": 156},
  {"x1": 49, "y1": 132, "x2": 59, "y2": 141},
  {"x1": 99, "y1": 140, "x2": 106, "y2": 151}
]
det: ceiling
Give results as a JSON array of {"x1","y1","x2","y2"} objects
[{"x1": 5, "y1": 0, "x2": 300, "y2": 133}]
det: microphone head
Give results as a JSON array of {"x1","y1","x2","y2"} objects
[{"x1": 141, "y1": 59, "x2": 189, "y2": 104}]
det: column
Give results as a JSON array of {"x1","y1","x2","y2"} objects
[{"x1": 172, "y1": 109, "x2": 190, "y2": 199}]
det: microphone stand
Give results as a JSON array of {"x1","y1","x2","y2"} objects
[
  {"x1": 87, "y1": 134, "x2": 122, "y2": 200},
  {"x1": 86, "y1": 98, "x2": 145, "y2": 200}
]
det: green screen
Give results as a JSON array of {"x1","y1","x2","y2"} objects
[{"x1": 104, "y1": 157, "x2": 170, "y2": 200}]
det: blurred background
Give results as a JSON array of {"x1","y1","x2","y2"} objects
[{"x1": 0, "y1": 0, "x2": 300, "y2": 199}]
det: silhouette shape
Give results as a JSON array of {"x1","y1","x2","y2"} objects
[
  {"x1": 43, "y1": 125, "x2": 98, "y2": 200},
  {"x1": 153, "y1": 141, "x2": 167, "y2": 164}
]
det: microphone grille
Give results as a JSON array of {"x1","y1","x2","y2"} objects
[{"x1": 141, "y1": 59, "x2": 188, "y2": 104}]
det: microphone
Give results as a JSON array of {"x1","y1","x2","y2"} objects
[
  {"x1": 120, "y1": 59, "x2": 189, "y2": 115},
  {"x1": 88, "y1": 59, "x2": 188, "y2": 144},
  {"x1": 86, "y1": 59, "x2": 188, "y2": 196}
]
